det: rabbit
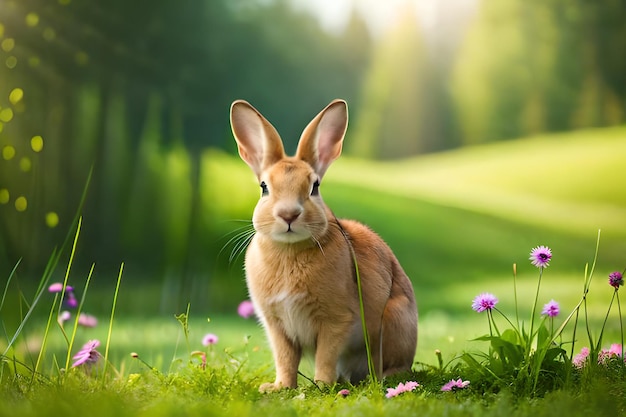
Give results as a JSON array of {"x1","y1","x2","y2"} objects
[{"x1": 230, "y1": 98, "x2": 418, "y2": 392}]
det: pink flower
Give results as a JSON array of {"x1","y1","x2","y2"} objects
[
  {"x1": 529, "y1": 245, "x2": 552, "y2": 268},
  {"x1": 572, "y1": 347, "x2": 590, "y2": 369},
  {"x1": 441, "y1": 378, "x2": 470, "y2": 391},
  {"x1": 541, "y1": 300, "x2": 560, "y2": 317},
  {"x1": 237, "y1": 300, "x2": 255, "y2": 319},
  {"x1": 471, "y1": 293, "x2": 498, "y2": 313},
  {"x1": 385, "y1": 381, "x2": 419, "y2": 398},
  {"x1": 202, "y1": 333, "x2": 219, "y2": 346},
  {"x1": 598, "y1": 344, "x2": 623, "y2": 364},
  {"x1": 48, "y1": 282, "x2": 73, "y2": 293},
  {"x1": 58, "y1": 310, "x2": 71, "y2": 325},
  {"x1": 72, "y1": 339, "x2": 101, "y2": 367},
  {"x1": 337, "y1": 389, "x2": 350, "y2": 397},
  {"x1": 78, "y1": 313, "x2": 98, "y2": 327}
]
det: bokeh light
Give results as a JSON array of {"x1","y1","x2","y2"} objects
[
  {"x1": 0, "y1": 189, "x2": 9, "y2": 204},
  {"x1": 46, "y1": 211, "x2": 60, "y2": 228},
  {"x1": 31, "y1": 135, "x2": 44, "y2": 152},
  {"x1": 0, "y1": 108, "x2": 14, "y2": 122},
  {"x1": 19, "y1": 157, "x2": 32, "y2": 172},
  {"x1": 14, "y1": 196, "x2": 28, "y2": 212},
  {"x1": 1, "y1": 38, "x2": 15, "y2": 52},
  {"x1": 2, "y1": 145, "x2": 15, "y2": 160},
  {"x1": 26, "y1": 13, "x2": 40, "y2": 27},
  {"x1": 9, "y1": 88, "x2": 24, "y2": 104}
]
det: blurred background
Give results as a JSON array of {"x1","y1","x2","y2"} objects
[{"x1": 1, "y1": 0, "x2": 625, "y2": 327}]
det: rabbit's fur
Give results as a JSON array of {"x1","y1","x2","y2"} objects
[{"x1": 230, "y1": 99, "x2": 418, "y2": 392}]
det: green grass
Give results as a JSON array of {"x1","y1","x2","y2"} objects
[{"x1": 2, "y1": 125, "x2": 626, "y2": 416}]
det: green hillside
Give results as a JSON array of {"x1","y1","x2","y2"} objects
[{"x1": 311, "y1": 126, "x2": 626, "y2": 363}]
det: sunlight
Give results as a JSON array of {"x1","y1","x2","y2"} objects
[{"x1": 289, "y1": 0, "x2": 479, "y2": 37}]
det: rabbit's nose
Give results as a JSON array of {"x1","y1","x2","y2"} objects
[{"x1": 277, "y1": 208, "x2": 302, "y2": 225}]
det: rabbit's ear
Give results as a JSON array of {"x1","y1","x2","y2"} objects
[
  {"x1": 230, "y1": 100, "x2": 285, "y2": 178},
  {"x1": 296, "y1": 99, "x2": 348, "y2": 179}
]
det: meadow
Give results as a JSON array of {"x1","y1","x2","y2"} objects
[{"x1": 1, "y1": 126, "x2": 626, "y2": 416}]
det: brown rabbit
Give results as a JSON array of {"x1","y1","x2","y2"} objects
[{"x1": 230, "y1": 99, "x2": 417, "y2": 392}]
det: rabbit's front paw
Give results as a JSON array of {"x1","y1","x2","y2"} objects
[{"x1": 259, "y1": 381, "x2": 288, "y2": 393}]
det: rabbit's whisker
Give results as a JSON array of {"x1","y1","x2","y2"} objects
[{"x1": 219, "y1": 222, "x2": 256, "y2": 264}]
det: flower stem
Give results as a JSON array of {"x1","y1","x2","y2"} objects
[
  {"x1": 512, "y1": 263, "x2": 520, "y2": 332},
  {"x1": 595, "y1": 290, "x2": 616, "y2": 353},
  {"x1": 618, "y1": 290, "x2": 624, "y2": 360},
  {"x1": 101, "y1": 262, "x2": 124, "y2": 385},
  {"x1": 528, "y1": 267, "x2": 544, "y2": 356}
]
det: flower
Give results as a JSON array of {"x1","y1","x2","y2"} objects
[
  {"x1": 541, "y1": 300, "x2": 560, "y2": 317},
  {"x1": 471, "y1": 293, "x2": 498, "y2": 313},
  {"x1": 72, "y1": 339, "x2": 101, "y2": 367},
  {"x1": 385, "y1": 381, "x2": 419, "y2": 398},
  {"x1": 529, "y1": 246, "x2": 552, "y2": 268},
  {"x1": 78, "y1": 313, "x2": 98, "y2": 327},
  {"x1": 237, "y1": 300, "x2": 255, "y2": 319},
  {"x1": 202, "y1": 333, "x2": 219, "y2": 346},
  {"x1": 64, "y1": 292, "x2": 78, "y2": 308},
  {"x1": 58, "y1": 310, "x2": 71, "y2": 325},
  {"x1": 48, "y1": 282, "x2": 73, "y2": 293},
  {"x1": 572, "y1": 347, "x2": 590, "y2": 369},
  {"x1": 598, "y1": 344, "x2": 623, "y2": 364},
  {"x1": 337, "y1": 389, "x2": 350, "y2": 397},
  {"x1": 441, "y1": 378, "x2": 470, "y2": 391},
  {"x1": 609, "y1": 271, "x2": 624, "y2": 289}
]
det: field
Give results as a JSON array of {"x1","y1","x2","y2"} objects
[{"x1": 2, "y1": 126, "x2": 626, "y2": 416}]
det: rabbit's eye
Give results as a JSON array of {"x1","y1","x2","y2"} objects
[
  {"x1": 260, "y1": 181, "x2": 269, "y2": 196},
  {"x1": 311, "y1": 179, "x2": 320, "y2": 196}
]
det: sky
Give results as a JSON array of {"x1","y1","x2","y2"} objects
[{"x1": 288, "y1": 0, "x2": 478, "y2": 37}]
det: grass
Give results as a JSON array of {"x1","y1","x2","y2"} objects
[{"x1": 2, "y1": 125, "x2": 626, "y2": 416}]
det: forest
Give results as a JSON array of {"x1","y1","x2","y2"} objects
[{"x1": 0, "y1": 0, "x2": 624, "y2": 311}]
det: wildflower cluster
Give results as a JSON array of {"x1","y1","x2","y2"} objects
[
  {"x1": 48, "y1": 282, "x2": 101, "y2": 368},
  {"x1": 385, "y1": 381, "x2": 419, "y2": 398},
  {"x1": 48, "y1": 282, "x2": 98, "y2": 328},
  {"x1": 465, "y1": 244, "x2": 625, "y2": 394}
]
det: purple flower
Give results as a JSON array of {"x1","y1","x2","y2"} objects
[
  {"x1": 572, "y1": 347, "x2": 590, "y2": 369},
  {"x1": 64, "y1": 292, "x2": 78, "y2": 308},
  {"x1": 48, "y1": 282, "x2": 74, "y2": 293},
  {"x1": 78, "y1": 313, "x2": 98, "y2": 328},
  {"x1": 609, "y1": 271, "x2": 624, "y2": 289},
  {"x1": 72, "y1": 339, "x2": 101, "y2": 367},
  {"x1": 385, "y1": 381, "x2": 419, "y2": 398},
  {"x1": 471, "y1": 293, "x2": 498, "y2": 313},
  {"x1": 441, "y1": 378, "x2": 470, "y2": 391},
  {"x1": 541, "y1": 300, "x2": 560, "y2": 317},
  {"x1": 529, "y1": 246, "x2": 552, "y2": 268},
  {"x1": 237, "y1": 300, "x2": 255, "y2": 319},
  {"x1": 202, "y1": 333, "x2": 219, "y2": 346}
]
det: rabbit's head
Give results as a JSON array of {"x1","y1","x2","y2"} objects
[{"x1": 230, "y1": 100, "x2": 348, "y2": 244}]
